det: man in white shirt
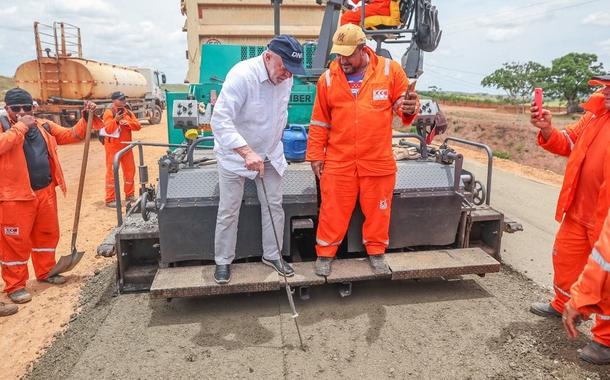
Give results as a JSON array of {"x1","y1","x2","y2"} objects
[{"x1": 211, "y1": 35, "x2": 305, "y2": 284}]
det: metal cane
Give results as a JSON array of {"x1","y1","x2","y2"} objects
[{"x1": 259, "y1": 169, "x2": 305, "y2": 351}]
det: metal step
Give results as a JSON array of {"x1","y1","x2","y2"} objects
[{"x1": 149, "y1": 248, "x2": 500, "y2": 299}]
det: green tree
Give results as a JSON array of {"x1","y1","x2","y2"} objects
[
  {"x1": 546, "y1": 53, "x2": 605, "y2": 113},
  {"x1": 481, "y1": 61, "x2": 549, "y2": 102}
]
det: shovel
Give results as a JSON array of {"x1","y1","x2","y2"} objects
[{"x1": 48, "y1": 110, "x2": 94, "y2": 277}]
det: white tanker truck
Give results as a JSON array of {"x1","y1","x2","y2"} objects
[{"x1": 13, "y1": 21, "x2": 166, "y2": 126}]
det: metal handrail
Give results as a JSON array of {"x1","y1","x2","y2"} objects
[
  {"x1": 112, "y1": 141, "x2": 203, "y2": 225},
  {"x1": 186, "y1": 137, "x2": 215, "y2": 167},
  {"x1": 443, "y1": 137, "x2": 493, "y2": 205}
]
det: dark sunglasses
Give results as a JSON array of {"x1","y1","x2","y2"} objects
[{"x1": 8, "y1": 104, "x2": 33, "y2": 112}]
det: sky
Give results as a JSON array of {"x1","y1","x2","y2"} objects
[{"x1": 0, "y1": 0, "x2": 608, "y2": 94}]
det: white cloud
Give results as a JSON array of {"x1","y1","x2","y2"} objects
[
  {"x1": 0, "y1": 6, "x2": 17, "y2": 16},
  {"x1": 582, "y1": 13, "x2": 610, "y2": 26},
  {"x1": 485, "y1": 27, "x2": 523, "y2": 43}
]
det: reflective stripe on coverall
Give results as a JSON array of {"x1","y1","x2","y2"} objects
[{"x1": 306, "y1": 47, "x2": 418, "y2": 257}]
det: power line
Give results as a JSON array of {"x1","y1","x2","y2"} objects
[
  {"x1": 426, "y1": 63, "x2": 487, "y2": 76},
  {"x1": 424, "y1": 67, "x2": 484, "y2": 90}
]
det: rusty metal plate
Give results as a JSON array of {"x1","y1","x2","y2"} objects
[
  {"x1": 386, "y1": 248, "x2": 500, "y2": 280},
  {"x1": 150, "y1": 262, "x2": 280, "y2": 298},
  {"x1": 325, "y1": 257, "x2": 392, "y2": 283}
]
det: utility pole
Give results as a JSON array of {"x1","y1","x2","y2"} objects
[{"x1": 272, "y1": 0, "x2": 282, "y2": 36}]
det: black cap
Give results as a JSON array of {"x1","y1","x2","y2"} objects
[
  {"x1": 267, "y1": 35, "x2": 306, "y2": 75},
  {"x1": 111, "y1": 91, "x2": 126, "y2": 100},
  {"x1": 4, "y1": 88, "x2": 33, "y2": 106}
]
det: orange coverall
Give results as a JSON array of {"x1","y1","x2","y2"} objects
[
  {"x1": 306, "y1": 47, "x2": 417, "y2": 257},
  {"x1": 341, "y1": 0, "x2": 391, "y2": 26},
  {"x1": 537, "y1": 90, "x2": 610, "y2": 313},
  {"x1": 569, "y1": 154, "x2": 610, "y2": 347},
  {"x1": 101, "y1": 107, "x2": 141, "y2": 203},
  {"x1": 0, "y1": 116, "x2": 102, "y2": 293}
]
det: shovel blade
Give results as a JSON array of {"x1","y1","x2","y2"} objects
[{"x1": 47, "y1": 251, "x2": 85, "y2": 277}]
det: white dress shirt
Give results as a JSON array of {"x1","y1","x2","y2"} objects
[{"x1": 211, "y1": 55, "x2": 292, "y2": 179}]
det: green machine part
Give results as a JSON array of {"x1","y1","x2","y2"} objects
[{"x1": 166, "y1": 43, "x2": 318, "y2": 145}]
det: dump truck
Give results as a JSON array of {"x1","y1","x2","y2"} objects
[
  {"x1": 14, "y1": 22, "x2": 166, "y2": 126},
  {"x1": 96, "y1": 0, "x2": 521, "y2": 300}
]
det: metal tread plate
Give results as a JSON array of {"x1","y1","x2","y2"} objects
[
  {"x1": 386, "y1": 248, "x2": 500, "y2": 280},
  {"x1": 148, "y1": 248, "x2": 499, "y2": 298}
]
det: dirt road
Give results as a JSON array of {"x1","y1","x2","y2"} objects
[
  {"x1": 27, "y1": 267, "x2": 609, "y2": 379},
  {"x1": 3, "y1": 107, "x2": 610, "y2": 379}
]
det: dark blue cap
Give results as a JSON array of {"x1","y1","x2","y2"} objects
[
  {"x1": 267, "y1": 35, "x2": 306, "y2": 76},
  {"x1": 111, "y1": 91, "x2": 126, "y2": 100},
  {"x1": 4, "y1": 88, "x2": 33, "y2": 106}
]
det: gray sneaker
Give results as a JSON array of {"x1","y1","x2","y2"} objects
[
  {"x1": 529, "y1": 302, "x2": 561, "y2": 318},
  {"x1": 579, "y1": 341, "x2": 610, "y2": 365},
  {"x1": 0, "y1": 302, "x2": 18, "y2": 317},
  {"x1": 9, "y1": 289, "x2": 32, "y2": 304},
  {"x1": 105, "y1": 201, "x2": 117, "y2": 208},
  {"x1": 315, "y1": 257, "x2": 333, "y2": 277},
  {"x1": 40, "y1": 274, "x2": 67, "y2": 285},
  {"x1": 369, "y1": 254, "x2": 391, "y2": 275}
]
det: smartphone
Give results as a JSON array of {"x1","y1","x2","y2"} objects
[
  {"x1": 407, "y1": 80, "x2": 417, "y2": 93},
  {"x1": 534, "y1": 88, "x2": 543, "y2": 117}
]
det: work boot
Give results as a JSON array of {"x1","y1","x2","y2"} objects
[
  {"x1": 105, "y1": 201, "x2": 117, "y2": 208},
  {"x1": 0, "y1": 302, "x2": 18, "y2": 317},
  {"x1": 262, "y1": 257, "x2": 295, "y2": 277},
  {"x1": 125, "y1": 196, "x2": 137, "y2": 204},
  {"x1": 579, "y1": 342, "x2": 610, "y2": 365},
  {"x1": 8, "y1": 289, "x2": 32, "y2": 304},
  {"x1": 40, "y1": 274, "x2": 67, "y2": 285},
  {"x1": 314, "y1": 257, "x2": 333, "y2": 277},
  {"x1": 214, "y1": 264, "x2": 231, "y2": 284},
  {"x1": 369, "y1": 254, "x2": 391, "y2": 275},
  {"x1": 529, "y1": 302, "x2": 562, "y2": 318}
]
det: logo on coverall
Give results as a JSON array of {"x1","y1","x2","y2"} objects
[
  {"x1": 379, "y1": 199, "x2": 388, "y2": 210},
  {"x1": 3, "y1": 227, "x2": 19, "y2": 236},
  {"x1": 373, "y1": 89, "x2": 388, "y2": 101}
]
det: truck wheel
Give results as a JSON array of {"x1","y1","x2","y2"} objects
[{"x1": 148, "y1": 105, "x2": 162, "y2": 125}]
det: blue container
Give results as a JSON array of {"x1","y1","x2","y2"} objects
[{"x1": 282, "y1": 124, "x2": 308, "y2": 162}]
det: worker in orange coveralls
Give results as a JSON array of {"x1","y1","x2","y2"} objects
[
  {"x1": 530, "y1": 76, "x2": 610, "y2": 323},
  {"x1": 340, "y1": 0, "x2": 392, "y2": 26},
  {"x1": 563, "y1": 78, "x2": 610, "y2": 364},
  {"x1": 0, "y1": 88, "x2": 102, "y2": 309},
  {"x1": 101, "y1": 91, "x2": 141, "y2": 208},
  {"x1": 306, "y1": 24, "x2": 419, "y2": 277}
]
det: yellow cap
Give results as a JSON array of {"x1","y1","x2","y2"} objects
[
  {"x1": 184, "y1": 128, "x2": 199, "y2": 140},
  {"x1": 330, "y1": 24, "x2": 367, "y2": 57}
]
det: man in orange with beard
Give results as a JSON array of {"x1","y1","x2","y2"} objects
[
  {"x1": 306, "y1": 24, "x2": 419, "y2": 276},
  {"x1": 0, "y1": 88, "x2": 102, "y2": 309},
  {"x1": 530, "y1": 76, "x2": 610, "y2": 328},
  {"x1": 100, "y1": 91, "x2": 141, "y2": 208}
]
